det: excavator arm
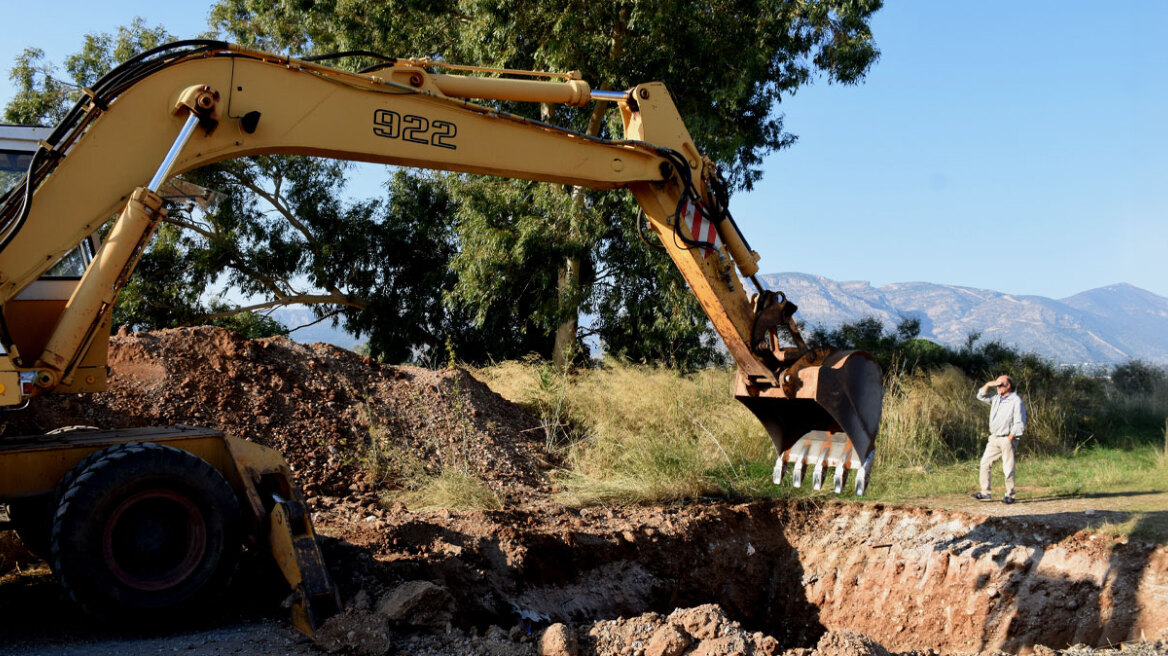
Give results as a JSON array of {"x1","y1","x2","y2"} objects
[
  {"x1": 0, "y1": 40, "x2": 882, "y2": 633},
  {"x1": 0, "y1": 41, "x2": 881, "y2": 474}
]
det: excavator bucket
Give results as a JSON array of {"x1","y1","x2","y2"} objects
[{"x1": 735, "y1": 350, "x2": 883, "y2": 495}]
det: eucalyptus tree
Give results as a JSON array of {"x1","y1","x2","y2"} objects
[
  {"x1": 4, "y1": 23, "x2": 477, "y2": 361},
  {"x1": 211, "y1": 0, "x2": 883, "y2": 367}
]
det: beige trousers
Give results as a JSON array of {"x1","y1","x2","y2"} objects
[{"x1": 979, "y1": 435, "x2": 1016, "y2": 497}]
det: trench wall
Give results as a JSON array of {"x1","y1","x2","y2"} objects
[
  {"x1": 784, "y1": 504, "x2": 1168, "y2": 653},
  {"x1": 345, "y1": 500, "x2": 1168, "y2": 654}
]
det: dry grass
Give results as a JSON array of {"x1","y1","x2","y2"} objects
[
  {"x1": 877, "y1": 365, "x2": 984, "y2": 467},
  {"x1": 557, "y1": 363, "x2": 768, "y2": 504},
  {"x1": 383, "y1": 471, "x2": 503, "y2": 512},
  {"x1": 471, "y1": 359, "x2": 1168, "y2": 516},
  {"x1": 876, "y1": 365, "x2": 1119, "y2": 467},
  {"x1": 475, "y1": 359, "x2": 767, "y2": 504}
]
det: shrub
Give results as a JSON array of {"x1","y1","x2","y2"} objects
[
  {"x1": 1112, "y1": 360, "x2": 1167, "y2": 395},
  {"x1": 877, "y1": 365, "x2": 983, "y2": 467}
]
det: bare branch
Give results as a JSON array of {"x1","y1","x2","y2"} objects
[
  {"x1": 196, "y1": 293, "x2": 366, "y2": 321},
  {"x1": 282, "y1": 308, "x2": 347, "y2": 336},
  {"x1": 222, "y1": 167, "x2": 318, "y2": 246}
]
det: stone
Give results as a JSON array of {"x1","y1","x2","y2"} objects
[
  {"x1": 539, "y1": 623, "x2": 578, "y2": 656},
  {"x1": 814, "y1": 630, "x2": 891, "y2": 656},
  {"x1": 375, "y1": 581, "x2": 455, "y2": 628},
  {"x1": 646, "y1": 624, "x2": 691, "y2": 656}
]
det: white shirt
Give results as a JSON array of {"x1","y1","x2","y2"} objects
[{"x1": 976, "y1": 388, "x2": 1027, "y2": 438}]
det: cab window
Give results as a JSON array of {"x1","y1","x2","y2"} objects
[
  {"x1": 0, "y1": 150, "x2": 32, "y2": 195},
  {"x1": 44, "y1": 243, "x2": 94, "y2": 278}
]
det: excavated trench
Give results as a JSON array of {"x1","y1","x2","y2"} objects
[{"x1": 322, "y1": 499, "x2": 1168, "y2": 654}]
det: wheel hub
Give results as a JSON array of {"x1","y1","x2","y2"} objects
[{"x1": 102, "y1": 489, "x2": 206, "y2": 591}]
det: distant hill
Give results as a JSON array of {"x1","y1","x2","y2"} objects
[
  {"x1": 268, "y1": 306, "x2": 362, "y2": 350},
  {"x1": 266, "y1": 279, "x2": 1168, "y2": 366},
  {"x1": 759, "y1": 274, "x2": 1168, "y2": 365}
]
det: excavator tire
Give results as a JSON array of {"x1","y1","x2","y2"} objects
[{"x1": 50, "y1": 442, "x2": 242, "y2": 622}]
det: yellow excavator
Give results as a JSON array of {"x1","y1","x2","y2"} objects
[{"x1": 0, "y1": 41, "x2": 882, "y2": 634}]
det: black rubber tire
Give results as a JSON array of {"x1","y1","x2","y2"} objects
[{"x1": 50, "y1": 442, "x2": 242, "y2": 621}]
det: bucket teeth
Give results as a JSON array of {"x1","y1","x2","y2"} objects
[
  {"x1": 833, "y1": 462, "x2": 847, "y2": 494},
  {"x1": 774, "y1": 431, "x2": 871, "y2": 496},
  {"x1": 854, "y1": 449, "x2": 875, "y2": 496}
]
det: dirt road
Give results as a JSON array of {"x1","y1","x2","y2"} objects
[{"x1": 919, "y1": 489, "x2": 1168, "y2": 541}]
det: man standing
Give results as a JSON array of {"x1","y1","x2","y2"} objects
[{"x1": 972, "y1": 375, "x2": 1027, "y2": 504}]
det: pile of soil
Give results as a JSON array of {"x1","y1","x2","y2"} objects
[{"x1": 0, "y1": 326, "x2": 549, "y2": 501}]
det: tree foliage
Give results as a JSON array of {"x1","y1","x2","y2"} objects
[
  {"x1": 810, "y1": 315, "x2": 1066, "y2": 386},
  {"x1": 4, "y1": 24, "x2": 470, "y2": 360},
  {"x1": 211, "y1": 0, "x2": 881, "y2": 186},
  {"x1": 210, "y1": 0, "x2": 884, "y2": 365},
  {"x1": 4, "y1": 19, "x2": 172, "y2": 125},
  {"x1": 1111, "y1": 360, "x2": 1167, "y2": 396}
]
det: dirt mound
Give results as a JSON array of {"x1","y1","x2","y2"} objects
[{"x1": 0, "y1": 326, "x2": 548, "y2": 500}]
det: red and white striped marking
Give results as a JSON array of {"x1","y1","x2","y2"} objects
[{"x1": 683, "y1": 200, "x2": 722, "y2": 258}]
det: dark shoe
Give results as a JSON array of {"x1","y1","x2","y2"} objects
[
  {"x1": 1002, "y1": 496, "x2": 1016, "y2": 505},
  {"x1": 971, "y1": 492, "x2": 992, "y2": 502}
]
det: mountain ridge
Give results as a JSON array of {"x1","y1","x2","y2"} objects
[{"x1": 759, "y1": 273, "x2": 1168, "y2": 365}]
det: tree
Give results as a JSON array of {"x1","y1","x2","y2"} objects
[
  {"x1": 5, "y1": 19, "x2": 173, "y2": 125},
  {"x1": 4, "y1": 24, "x2": 480, "y2": 361},
  {"x1": 210, "y1": 0, "x2": 884, "y2": 366},
  {"x1": 1111, "y1": 360, "x2": 1167, "y2": 396},
  {"x1": 10, "y1": 4, "x2": 884, "y2": 367},
  {"x1": 4, "y1": 48, "x2": 71, "y2": 125}
]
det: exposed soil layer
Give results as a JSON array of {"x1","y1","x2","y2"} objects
[{"x1": 2, "y1": 327, "x2": 1167, "y2": 656}]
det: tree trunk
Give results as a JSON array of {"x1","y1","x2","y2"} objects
[
  {"x1": 550, "y1": 19, "x2": 627, "y2": 368},
  {"x1": 552, "y1": 256, "x2": 580, "y2": 368}
]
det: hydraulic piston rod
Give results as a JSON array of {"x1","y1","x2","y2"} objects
[{"x1": 147, "y1": 112, "x2": 201, "y2": 192}]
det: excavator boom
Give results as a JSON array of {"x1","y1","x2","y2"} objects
[{"x1": 0, "y1": 41, "x2": 882, "y2": 632}]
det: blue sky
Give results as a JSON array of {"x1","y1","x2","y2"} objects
[{"x1": 3, "y1": 1, "x2": 1165, "y2": 299}]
